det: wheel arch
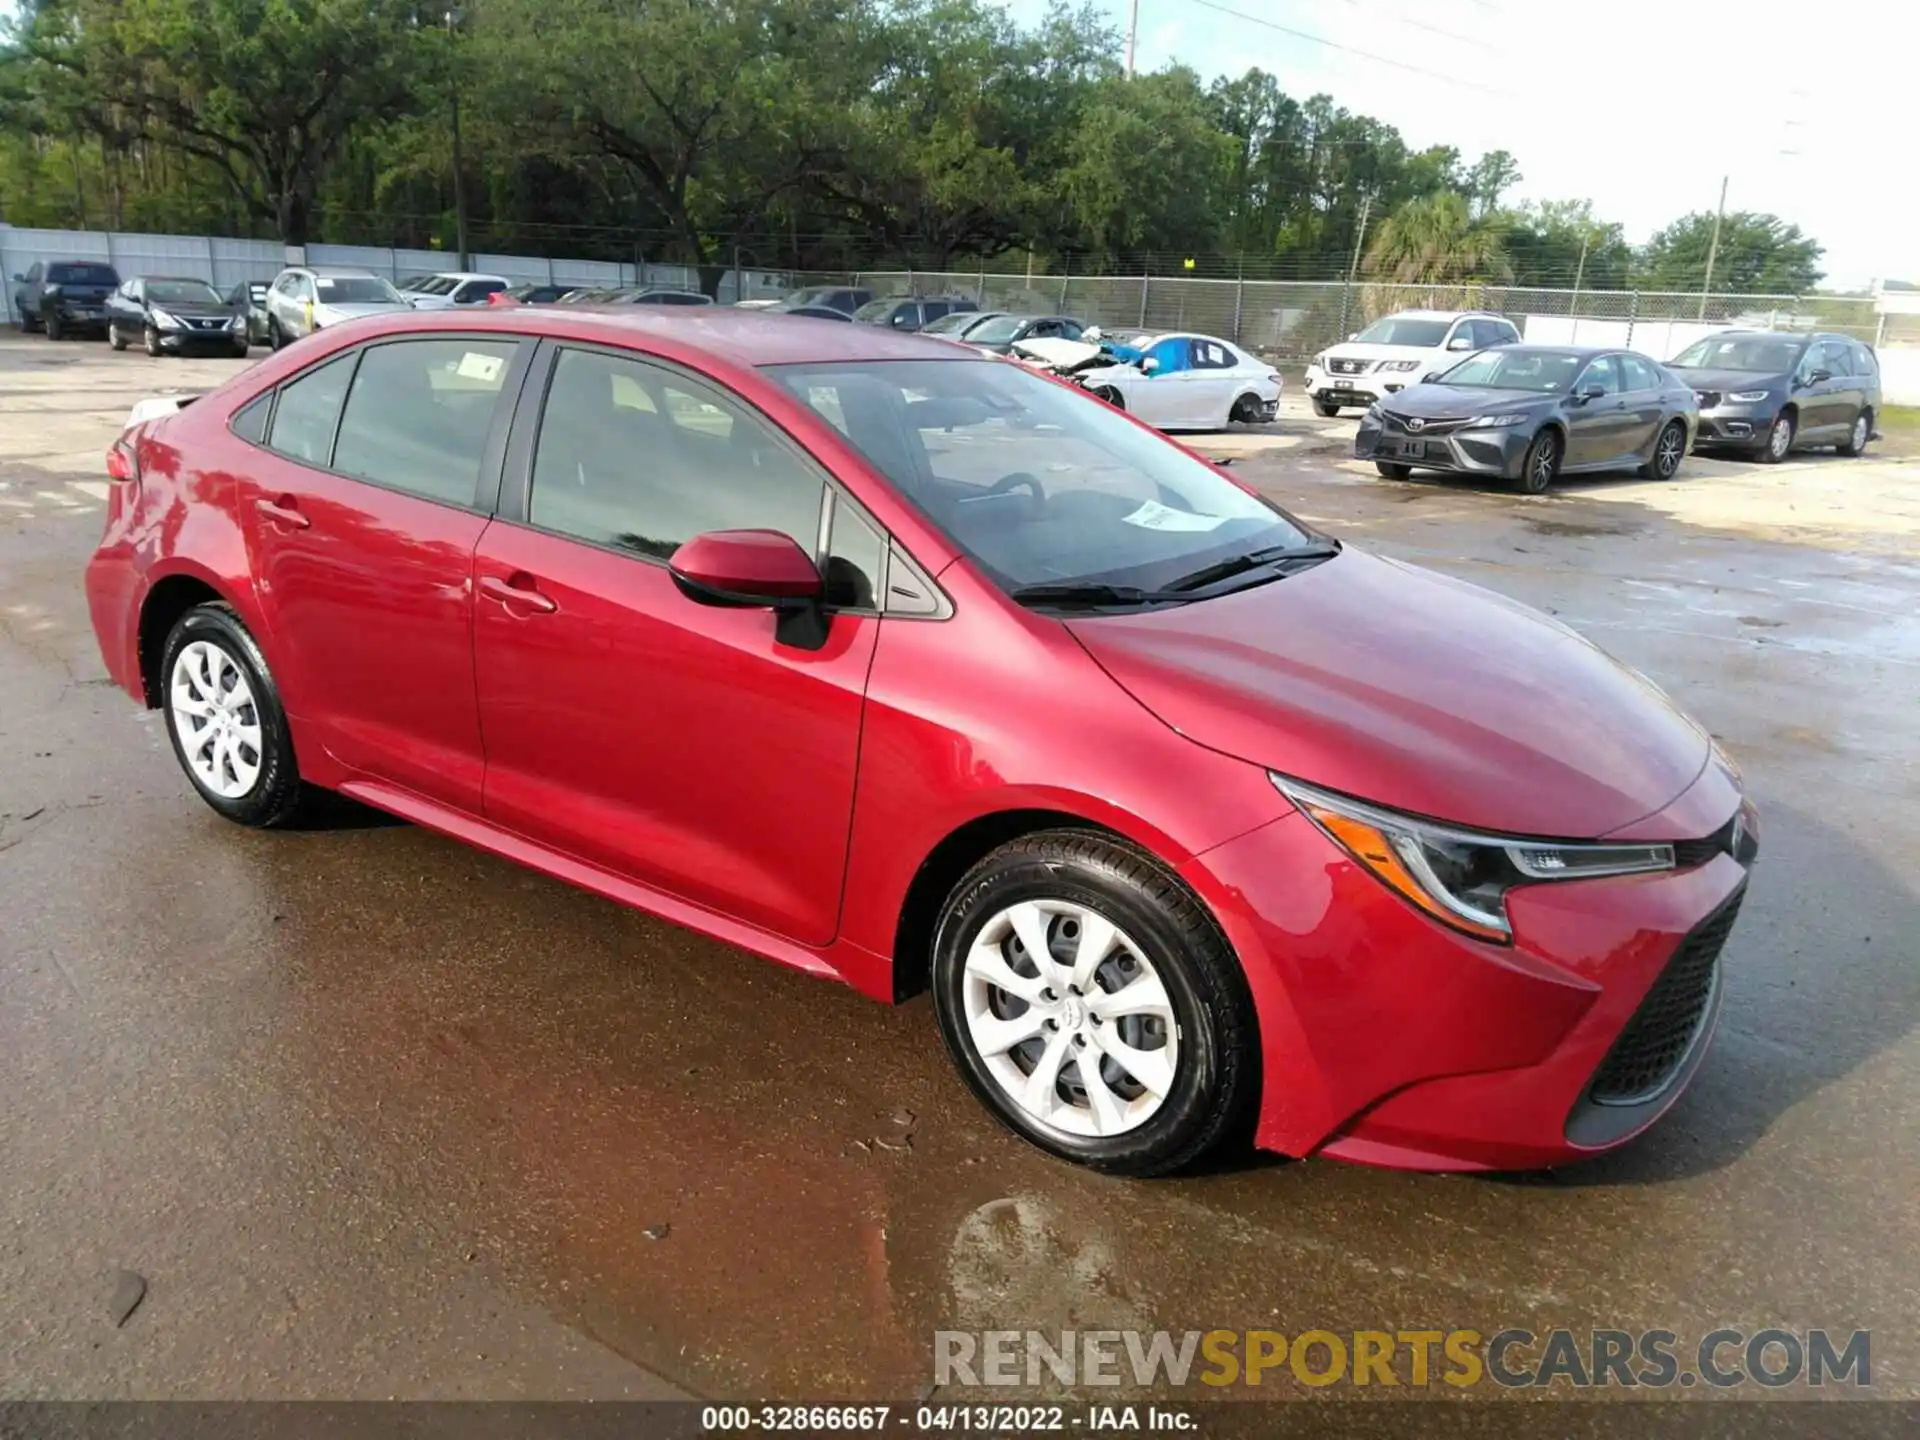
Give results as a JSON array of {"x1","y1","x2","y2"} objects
[{"x1": 136, "y1": 567, "x2": 241, "y2": 708}]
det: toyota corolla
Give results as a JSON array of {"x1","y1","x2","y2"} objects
[{"x1": 85, "y1": 309, "x2": 1756, "y2": 1175}]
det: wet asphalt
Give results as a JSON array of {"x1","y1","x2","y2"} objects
[{"x1": 0, "y1": 333, "x2": 1915, "y2": 1403}]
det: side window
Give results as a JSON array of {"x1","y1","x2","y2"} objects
[
  {"x1": 1058, "y1": 320, "x2": 1085, "y2": 340},
  {"x1": 1619, "y1": 354, "x2": 1660, "y2": 391},
  {"x1": 1146, "y1": 338, "x2": 1187, "y2": 373},
  {"x1": 1199, "y1": 341, "x2": 1233, "y2": 369},
  {"x1": 330, "y1": 338, "x2": 521, "y2": 505},
  {"x1": 231, "y1": 394, "x2": 272, "y2": 446},
  {"x1": 824, "y1": 498, "x2": 885, "y2": 610},
  {"x1": 1577, "y1": 356, "x2": 1623, "y2": 395},
  {"x1": 267, "y1": 354, "x2": 357, "y2": 466},
  {"x1": 1816, "y1": 341, "x2": 1853, "y2": 377},
  {"x1": 1852, "y1": 343, "x2": 1878, "y2": 376},
  {"x1": 25, "y1": 264, "x2": 41, "y2": 284},
  {"x1": 528, "y1": 348, "x2": 824, "y2": 561},
  {"x1": 890, "y1": 305, "x2": 918, "y2": 329},
  {"x1": 272, "y1": 274, "x2": 296, "y2": 298}
]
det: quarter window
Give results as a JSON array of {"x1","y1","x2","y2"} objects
[
  {"x1": 529, "y1": 348, "x2": 824, "y2": 562},
  {"x1": 267, "y1": 354, "x2": 356, "y2": 466},
  {"x1": 1851, "y1": 343, "x2": 1878, "y2": 375},
  {"x1": 330, "y1": 339, "x2": 520, "y2": 505},
  {"x1": 1618, "y1": 354, "x2": 1660, "y2": 390}
]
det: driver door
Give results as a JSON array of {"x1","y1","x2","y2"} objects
[
  {"x1": 1126, "y1": 338, "x2": 1192, "y2": 427},
  {"x1": 1565, "y1": 355, "x2": 1630, "y2": 468}
]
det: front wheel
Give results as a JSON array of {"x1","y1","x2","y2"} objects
[
  {"x1": 144, "y1": 325, "x2": 162, "y2": 358},
  {"x1": 1090, "y1": 385, "x2": 1125, "y2": 410},
  {"x1": 268, "y1": 317, "x2": 286, "y2": 351},
  {"x1": 1520, "y1": 428, "x2": 1561, "y2": 494},
  {"x1": 44, "y1": 310, "x2": 63, "y2": 341},
  {"x1": 1374, "y1": 460, "x2": 1413, "y2": 481},
  {"x1": 109, "y1": 322, "x2": 128, "y2": 352},
  {"x1": 1313, "y1": 397, "x2": 1342, "y2": 418},
  {"x1": 1641, "y1": 420, "x2": 1687, "y2": 480},
  {"x1": 160, "y1": 603, "x2": 307, "y2": 827},
  {"x1": 931, "y1": 832, "x2": 1257, "y2": 1176},
  {"x1": 1756, "y1": 412, "x2": 1794, "y2": 464},
  {"x1": 1839, "y1": 409, "x2": 1872, "y2": 457}
]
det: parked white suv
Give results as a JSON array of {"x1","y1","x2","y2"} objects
[
  {"x1": 264, "y1": 266, "x2": 412, "y2": 347},
  {"x1": 404, "y1": 271, "x2": 513, "y2": 310},
  {"x1": 1305, "y1": 310, "x2": 1520, "y2": 417}
]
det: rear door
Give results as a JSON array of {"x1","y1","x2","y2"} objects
[
  {"x1": 470, "y1": 343, "x2": 881, "y2": 944},
  {"x1": 1616, "y1": 353, "x2": 1669, "y2": 456},
  {"x1": 237, "y1": 335, "x2": 531, "y2": 813}
]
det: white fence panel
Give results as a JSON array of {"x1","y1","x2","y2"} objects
[
  {"x1": 208, "y1": 237, "x2": 284, "y2": 292},
  {"x1": 1876, "y1": 346, "x2": 1920, "y2": 406},
  {"x1": 305, "y1": 243, "x2": 397, "y2": 274}
]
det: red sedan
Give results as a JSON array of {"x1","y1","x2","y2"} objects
[{"x1": 85, "y1": 308, "x2": 1757, "y2": 1175}]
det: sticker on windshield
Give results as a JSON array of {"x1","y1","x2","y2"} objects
[
  {"x1": 454, "y1": 350, "x2": 506, "y2": 383},
  {"x1": 1121, "y1": 500, "x2": 1229, "y2": 532}
]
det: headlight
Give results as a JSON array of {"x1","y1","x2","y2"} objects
[
  {"x1": 227, "y1": 313, "x2": 245, "y2": 329},
  {"x1": 1727, "y1": 390, "x2": 1770, "y2": 404},
  {"x1": 1379, "y1": 360, "x2": 1422, "y2": 372},
  {"x1": 1272, "y1": 775, "x2": 1675, "y2": 942},
  {"x1": 1312, "y1": 351, "x2": 1329, "y2": 368},
  {"x1": 1363, "y1": 402, "x2": 1382, "y2": 420},
  {"x1": 149, "y1": 307, "x2": 180, "y2": 329},
  {"x1": 1463, "y1": 412, "x2": 1528, "y2": 429}
]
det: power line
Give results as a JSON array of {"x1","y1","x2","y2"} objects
[
  {"x1": 1183, "y1": 0, "x2": 1513, "y2": 97},
  {"x1": 1326, "y1": 0, "x2": 1489, "y2": 50}
]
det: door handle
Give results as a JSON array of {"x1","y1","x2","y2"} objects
[
  {"x1": 479, "y1": 572, "x2": 557, "y2": 614},
  {"x1": 253, "y1": 495, "x2": 310, "y2": 529}
]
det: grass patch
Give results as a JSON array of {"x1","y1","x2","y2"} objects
[{"x1": 1877, "y1": 404, "x2": 1920, "y2": 458}]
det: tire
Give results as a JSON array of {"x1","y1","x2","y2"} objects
[
  {"x1": 268, "y1": 317, "x2": 286, "y2": 351},
  {"x1": 1313, "y1": 397, "x2": 1342, "y2": 418},
  {"x1": 1091, "y1": 385, "x2": 1125, "y2": 410},
  {"x1": 1640, "y1": 420, "x2": 1687, "y2": 480},
  {"x1": 19, "y1": 307, "x2": 41, "y2": 334},
  {"x1": 1839, "y1": 408, "x2": 1872, "y2": 458},
  {"x1": 931, "y1": 831, "x2": 1257, "y2": 1177},
  {"x1": 109, "y1": 322, "x2": 128, "y2": 352},
  {"x1": 1520, "y1": 428, "x2": 1561, "y2": 494},
  {"x1": 1374, "y1": 460, "x2": 1413, "y2": 481},
  {"x1": 1757, "y1": 412, "x2": 1794, "y2": 464},
  {"x1": 44, "y1": 310, "x2": 63, "y2": 341},
  {"x1": 1229, "y1": 393, "x2": 1263, "y2": 425},
  {"x1": 160, "y1": 602, "x2": 307, "y2": 828},
  {"x1": 232, "y1": 337, "x2": 251, "y2": 358},
  {"x1": 144, "y1": 325, "x2": 162, "y2": 358}
]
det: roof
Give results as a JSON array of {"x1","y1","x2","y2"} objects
[
  {"x1": 429, "y1": 270, "x2": 510, "y2": 282},
  {"x1": 297, "y1": 264, "x2": 383, "y2": 277},
  {"x1": 1378, "y1": 308, "x2": 1505, "y2": 320},
  {"x1": 338, "y1": 303, "x2": 995, "y2": 367}
]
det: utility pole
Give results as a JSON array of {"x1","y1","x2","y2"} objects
[
  {"x1": 1698, "y1": 174, "x2": 1727, "y2": 320},
  {"x1": 1125, "y1": 0, "x2": 1139, "y2": 78},
  {"x1": 1338, "y1": 192, "x2": 1373, "y2": 340},
  {"x1": 446, "y1": 7, "x2": 469, "y2": 272}
]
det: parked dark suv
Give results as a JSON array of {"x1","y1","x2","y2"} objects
[
  {"x1": 12, "y1": 260, "x2": 122, "y2": 339},
  {"x1": 1668, "y1": 330, "x2": 1881, "y2": 463},
  {"x1": 852, "y1": 295, "x2": 979, "y2": 332}
]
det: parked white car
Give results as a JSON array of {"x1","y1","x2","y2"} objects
[
  {"x1": 404, "y1": 271, "x2": 513, "y2": 310},
  {"x1": 1304, "y1": 310, "x2": 1520, "y2": 416},
  {"x1": 263, "y1": 266, "x2": 413, "y2": 347},
  {"x1": 1014, "y1": 331, "x2": 1281, "y2": 432}
]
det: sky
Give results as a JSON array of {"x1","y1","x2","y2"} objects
[{"x1": 999, "y1": 0, "x2": 1917, "y2": 290}]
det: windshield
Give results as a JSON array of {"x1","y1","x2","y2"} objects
[
  {"x1": 767, "y1": 359, "x2": 1309, "y2": 594},
  {"x1": 1434, "y1": 349, "x2": 1581, "y2": 392},
  {"x1": 147, "y1": 280, "x2": 224, "y2": 306},
  {"x1": 415, "y1": 276, "x2": 461, "y2": 295},
  {"x1": 922, "y1": 310, "x2": 998, "y2": 337},
  {"x1": 316, "y1": 275, "x2": 403, "y2": 304},
  {"x1": 963, "y1": 314, "x2": 1034, "y2": 344},
  {"x1": 1669, "y1": 336, "x2": 1805, "y2": 373},
  {"x1": 49, "y1": 263, "x2": 119, "y2": 285},
  {"x1": 1354, "y1": 316, "x2": 1451, "y2": 347},
  {"x1": 852, "y1": 299, "x2": 900, "y2": 322}
]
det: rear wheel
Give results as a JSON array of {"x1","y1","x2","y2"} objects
[
  {"x1": 931, "y1": 832, "x2": 1256, "y2": 1176},
  {"x1": 1313, "y1": 397, "x2": 1342, "y2": 418},
  {"x1": 1374, "y1": 460, "x2": 1413, "y2": 481},
  {"x1": 1229, "y1": 393, "x2": 1264, "y2": 425},
  {"x1": 268, "y1": 316, "x2": 286, "y2": 351},
  {"x1": 1520, "y1": 428, "x2": 1561, "y2": 494},
  {"x1": 108, "y1": 322, "x2": 129, "y2": 352},
  {"x1": 1757, "y1": 412, "x2": 1794, "y2": 464},
  {"x1": 1839, "y1": 409, "x2": 1872, "y2": 457},
  {"x1": 160, "y1": 603, "x2": 307, "y2": 828},
  {"x1": 1641, "y1": 420, "x2": 1687, "y2": 480}
]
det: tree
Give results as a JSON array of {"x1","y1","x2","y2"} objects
[
  {"x1": 1641, "y1": 211, "x2": 1824, "y2": 295},
  {"x1": 1503, "y1": 199, "x2": 1631, "y2": 289},
  {"x1": 1461, "y1": 149, "x2": 1520, "y2": 220},
  {"x1": 15, "y1": 0, "x2": 430, "y2": 244},
  {"x1": 1364, "y1": 191, "x2": 1510, "y2": 285}
]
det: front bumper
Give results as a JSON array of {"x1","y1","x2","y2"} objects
[
  {"x1": 51, "y1": 303, "x2": 109, "y2": 329},
  {"x1": 1692, "y1": 402, "x2": 1776, "y2": 448},
  {"x1": 1181, "y1": 770, "x2": 1754, "y2": 1171},
  {"x1": 153, "y1": 325, "x2": 247, "y2": 351},
  {"x1": 1353, "y1": 410, "x2": 1531, "y2": 479},
  {"x1": 1305, "y1": 364, "x2": 1421, "y2": 408}
]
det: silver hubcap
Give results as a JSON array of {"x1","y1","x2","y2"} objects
[
  {"x1": 1771, "y1": 420, "x2": 1791, "y2": 458},
  {"x1": 1531, "y1": 439, "x2": 1555, "y2": 485},
  {"x1": 962, "y1": 900, "x2": 1179, "y2": 1139},
  {"x1": 1657, "y1": 426, "x2": 1682, "y2": 475},
  {"x1": 169, "y1": 640, "x2": 263, "y2": 798},
  {"x1": 1853, "y1": 416, "x2": 1868, "y2": 449}
]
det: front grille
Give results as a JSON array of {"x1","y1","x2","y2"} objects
[
  {"x1": 1673, "y1": 809, "x2": 1758, "y2": 869},
  {"x1": 1587, "y1": 888, "x2": 1744, "y2": 1106},
  {"x1": 1329, "y1": 358, "x2": 1369, "y2": 376},
  {"x1": 1693, "y1": 390, "x2": 1722, "y2": 410},
  {"x1": 1383, "y1": 413, "x2": 1467, "y2": 436},
  {"x1": 184, "y1": 317, "x2": 225, "y2": 331}
]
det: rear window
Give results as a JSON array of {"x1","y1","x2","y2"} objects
[{"x1": 49, "y1": 263, "x2": 119, "y2": 285}]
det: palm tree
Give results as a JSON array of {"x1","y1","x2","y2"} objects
[{"x1": 1364, "y1": 192, "x2": 1513, "y2": 287}]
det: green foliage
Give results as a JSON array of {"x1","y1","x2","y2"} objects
[{"x1": 0, "y1": 0, "x2": 1832, "y2": 297}]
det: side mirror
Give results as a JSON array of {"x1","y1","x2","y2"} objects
[
  {"x1": 669, "y1": 529, "x2": 823, "y2": 608},
  {"x1": 1575, "y1": 384, "x2": 1607, "y2": 404},
  {"x1": 10, "y1": 273, "x2": 22, "y2": 284},
  {"x1": 1808, "y1": 369, "x2": 1832, "y2": 384},
  {"x1": 1142, "y1": 357, "x2": 1160, "y2": 373},
  {"x1": 1447, "y1": 336, "x2": 1474, "y2": 351},
  {"x1": 1347, "y1": 332, "x2": 1358, "y2": 341}
]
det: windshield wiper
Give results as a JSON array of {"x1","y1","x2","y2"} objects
[
  {"x1": 1162, "y1": 541, "x2": 1341, "y2": 594},
  {"x1": 1009, "y1": 582, "x2": 1193, "y2": 609}
]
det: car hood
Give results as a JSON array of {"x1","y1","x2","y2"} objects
[
  {"x1": 151, "y1": 299, "x2": 232, "y2": 318},
  {"x1": 1322, "y1": 341, "x2": 1447, "y2": 366},
  {"x1": 315, "y1": 301, "x2": 409, "y2": 321},
  {"x1": 1668, "y1": 366, "x2": 1786, "y2": 393},
  {"x1": 1067, "y1": 548, "x2": 1710, "y2": 838},
  {"x1": 1381, "y1": 384, "x2": 1550, "y2": 419}
]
